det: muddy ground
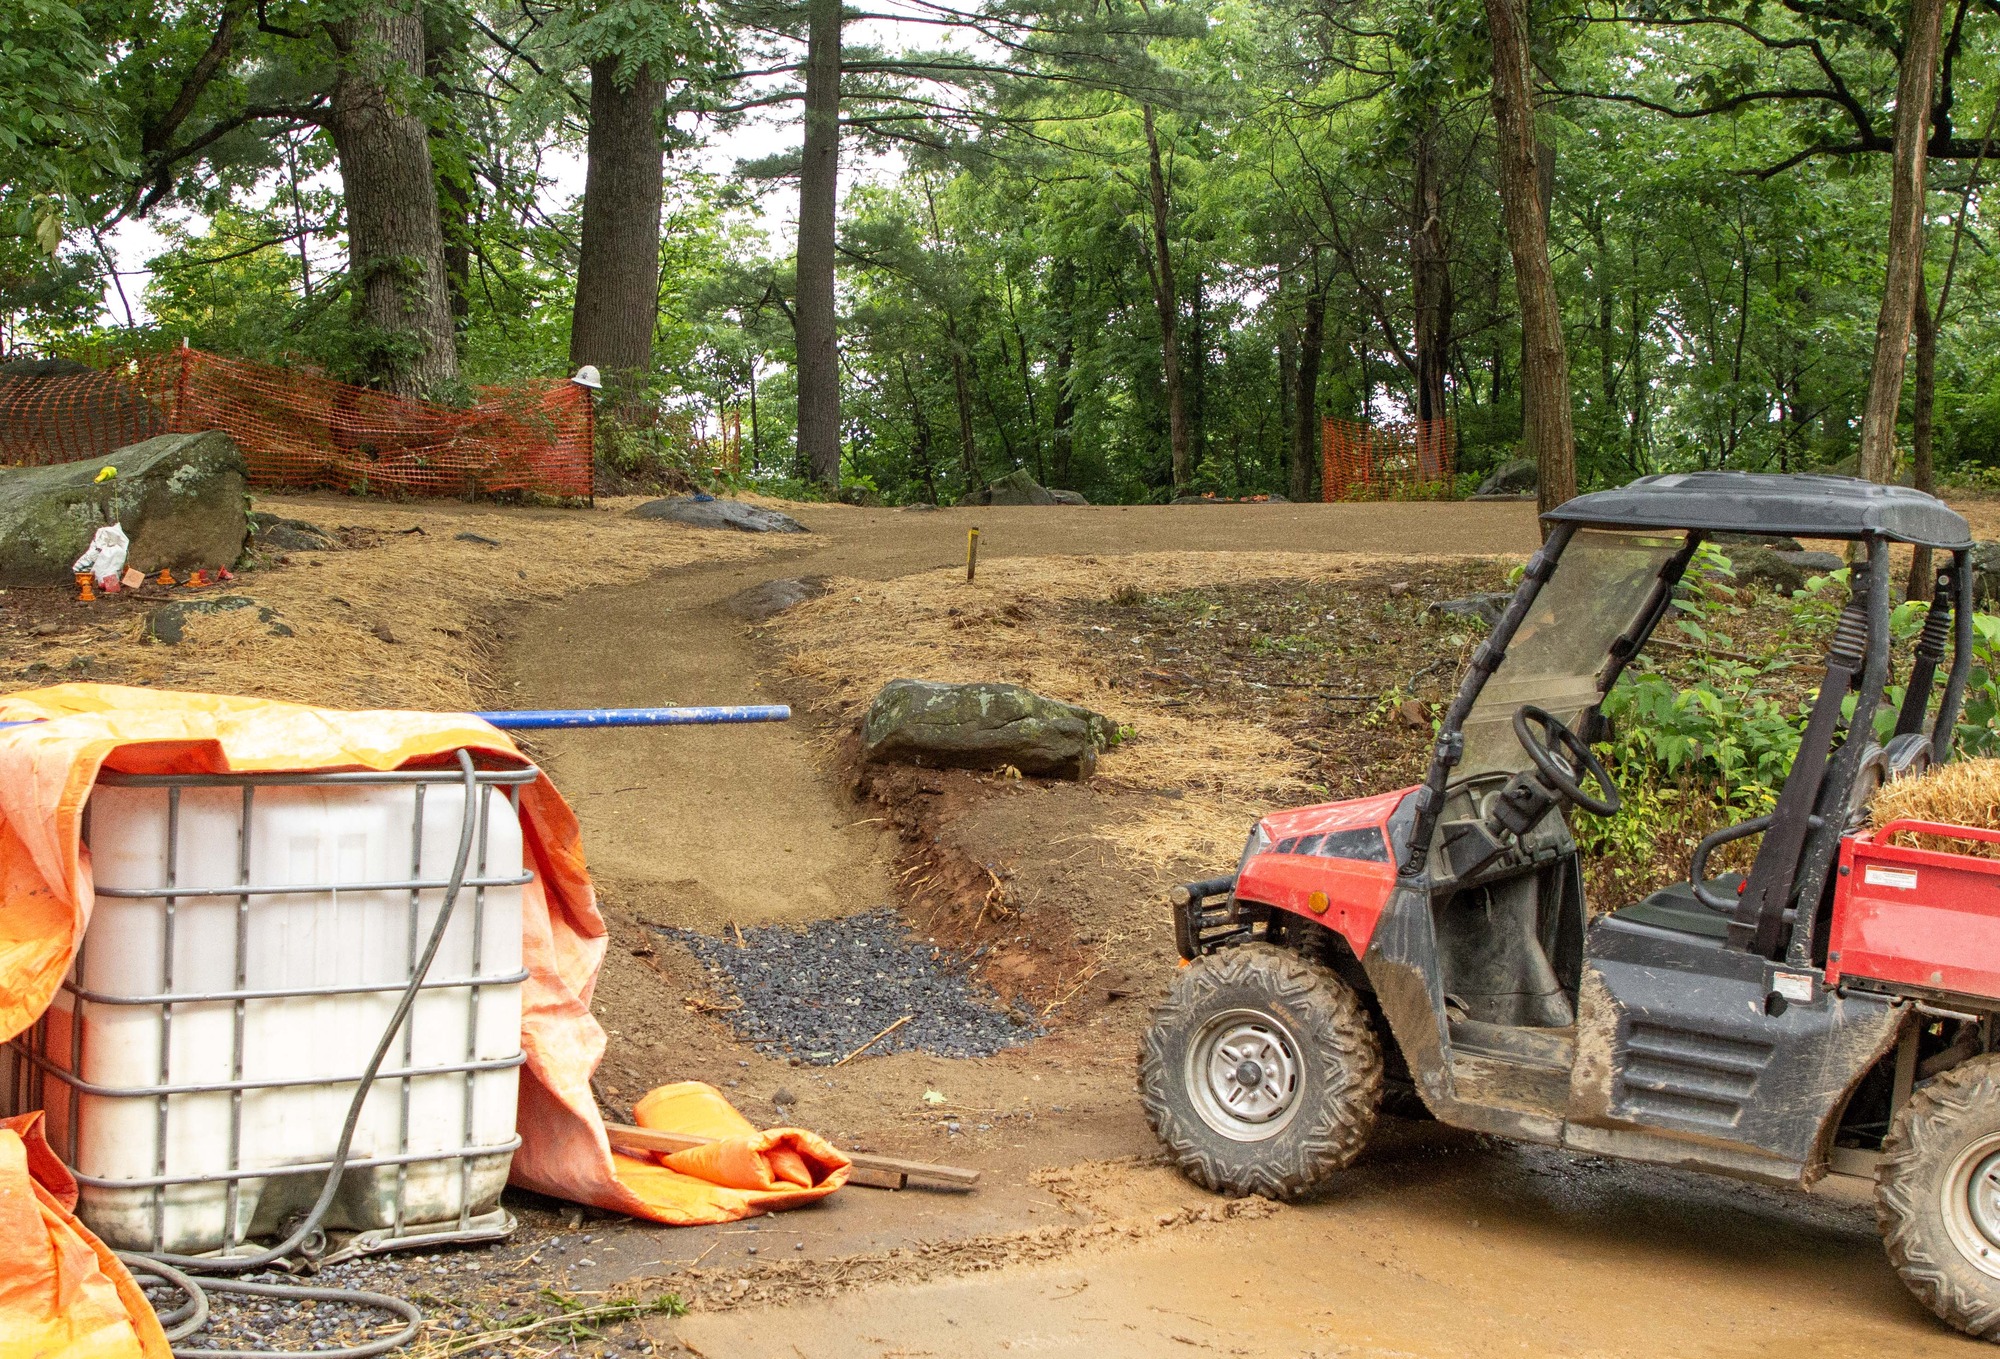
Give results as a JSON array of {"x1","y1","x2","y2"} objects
[
  {"x1": 471, "y1": 499, "x2": 1983, "y2": 1357},
  {"x1": 21, "y1": 494, "x2": 1994, "y2": 1356}
]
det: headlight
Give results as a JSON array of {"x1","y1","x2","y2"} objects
[{"x1": 1236, "y1": 824, "x2": 1272, "y2": 877}]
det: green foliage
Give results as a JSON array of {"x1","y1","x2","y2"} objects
[
  {"x1": 0, "y1": 0, "x2": 126, "y2": 252},
  {"x1": 1573, "y1": 546, "x2": 2000, "y2": 903}
]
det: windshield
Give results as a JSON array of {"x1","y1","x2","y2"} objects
[{"x1": 1455, "y1": 528, "x2": 1688, "y2": 782}]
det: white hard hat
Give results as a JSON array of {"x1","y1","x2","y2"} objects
[{"x1": 570, "y1": 364, "x2": 603, "y2": 390}]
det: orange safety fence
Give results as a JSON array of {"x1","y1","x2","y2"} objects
[
  {"x1": 1322, "y1": 416, "x2": 1456, "y2": 501},
  {"x1": 0, "y1": 347, "x2": 594, "y2": 500}
]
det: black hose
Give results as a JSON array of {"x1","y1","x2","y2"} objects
[{"x1": 122, "y1": 748, "x2": 485, "y2": 1356}]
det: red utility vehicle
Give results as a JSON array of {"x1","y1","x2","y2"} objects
[{"x1": 1140, "y1": 473, "x2": 2000, "y2": 1338}]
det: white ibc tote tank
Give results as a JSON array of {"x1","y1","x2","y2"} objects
[{"x1": 10, "y1": 760, "x2": 530, "y2": 1256}]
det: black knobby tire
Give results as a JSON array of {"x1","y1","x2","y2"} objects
[
  {"x1": 1138, "y1": 941, "x2": 1382, "y2": 1200},
  {"x1": 1879, "y1": 1054, "x2": 2000, "y2": 1339}
]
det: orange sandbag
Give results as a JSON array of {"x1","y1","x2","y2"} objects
[
  {"x1": 609, "y1": 1083, "x2": 848, "y2": 1224},
  {"x1": 0, "y1": 1113, "x2": 169, "y2": 1359},
  {"x1": 0, "y1": 684, "x2": 847, "y2": 1334}
]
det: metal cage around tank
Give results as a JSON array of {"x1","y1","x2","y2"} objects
[{"x1": 1, "y1": 760, "x2": 540, "y2": 1260}]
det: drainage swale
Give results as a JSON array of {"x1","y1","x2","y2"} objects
[{"x1": 661, "y1": 909, "x2": 1042, "y2": 1064}]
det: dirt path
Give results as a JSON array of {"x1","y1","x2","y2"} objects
[
  {"x1": 492, "y1": 497, "x2": 1975, "y2": 1358},
  {"x1": 502, "y1": 500, "x2": 1538, "y2": 930}
]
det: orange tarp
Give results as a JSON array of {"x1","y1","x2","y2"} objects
[
  {"x1": 0, "y1": 1113, "x2": 169, "y2": 1359},
  {"x1": 0, "y1": 684, "x2": 846, "y2": 1356}
]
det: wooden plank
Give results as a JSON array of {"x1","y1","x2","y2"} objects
[
  {"x1": 845, "y1": 1165, "x2": 907, "y2": 1190},
  {"x1": 604, "y1": 1122, "x2": 979, "y2": 1188}
]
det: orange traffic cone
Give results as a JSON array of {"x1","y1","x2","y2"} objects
[
  {"x1": 185, "y1": 570, "x2": 209, "y2": 589},
  {"x1": 157, "y1": 569, "x2": 176, "y2": 587},
  {"x1": 75, "y1": 573, "x2": 94, "y2": 602}
]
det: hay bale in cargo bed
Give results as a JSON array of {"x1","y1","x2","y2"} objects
[{"x1": 1872, "y1": 758, "x2": 2000, "y2": 857}]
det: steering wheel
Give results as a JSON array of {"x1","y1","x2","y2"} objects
[{"x1": 1512, "y1": 705, "x2": 1622, "y2": 817}]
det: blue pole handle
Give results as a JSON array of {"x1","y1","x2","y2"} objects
[
  {"x1": 0, "y1": 704, "x2": 790, "y2": 733},
  {"x1": 473, "y1": 705, "x2": 790, "y2": 730}
]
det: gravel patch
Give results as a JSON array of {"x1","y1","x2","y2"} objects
[{"x1": 662, "y1": 909, "x2": 1043, "y2": 1064}]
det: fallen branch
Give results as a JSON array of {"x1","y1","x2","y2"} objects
[{"x1": 833, "y1": 1014, "x2": 912, "y2": 1067}]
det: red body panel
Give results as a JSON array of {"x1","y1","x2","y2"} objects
[
  {"x1": 1232, "y1": 786, "x2": 1410, "y2": 957},
  {"x1": 1829, "y1": 820, "x2": 2000, "y2": 1001}
]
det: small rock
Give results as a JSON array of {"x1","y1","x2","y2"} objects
[
  {"x1": 1386, "y1": 581, "x2": 1412, "y2": 597},
  {"x1": 1473, "y1": 458, "x2": 1537, "y2": 497},
  {"x1": 961, "y1": 469, "x2": 1055, "y2": 506},
  {"x1": 373, "y1": 623, "x2": 397, "y2": 643},
  {"x1": 1427, "y1": 593, "x2": 1511, "y2": 629},
  {"x1": 1727, "y1": 545, "x2": 1842, "y2": 594},
  {"x1": 1395, "y1": 699, "x2": 1429, "y2": 730},
  {"x1": 248, "y1": 512, "x2": 334, "y2": 552},
  {"x1": 724, "y1": 576, "x2": 830, "y2": 621},
  {"x1": 146, "y1": 595, "x2": 291, "y2": 644},
  {"x1": 1047, "y1": 489, "x2": 1090, "y2": 505},
  {"x1": 773, "y1": 1087, "x2": 797, "y2": 1107}
]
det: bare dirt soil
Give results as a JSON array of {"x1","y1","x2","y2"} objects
[
  {"x1": 479, "y1": 498, "x2": 1981, "y2": 1358},
  {"x1": 24, "y1": 492, "x2": 1989, "y2": 1355}
]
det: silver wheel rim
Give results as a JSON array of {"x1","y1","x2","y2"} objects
[
  {"x1": 1942, "y1": 1132, "x2": 2000, "y2": 1280},
  {"x1": 1185, "y1": 1007, "x2": 1303, "y2": 1142}
]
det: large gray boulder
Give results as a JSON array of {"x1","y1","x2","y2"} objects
[
  {"x1": 860, "y1": 679, "x2": 1115, "y2": 780},
  {"x1": 965, "y1": 470, "x2": 1056, "y2": 507},
  {"x1": 631, "y1": 495, "x2": 807, "y2": 533},
  {"x1": 0, "y1": 431, "x2": 249, "y2": 587}
]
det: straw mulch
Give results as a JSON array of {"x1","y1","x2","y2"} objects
[
  {"x1": 1, "y1": 493, "x2": 784, "y2": 714},
  {"x1": 1872, "y1": 757, "x2": 2000, "y2": 858},
  {"x1": 768, "y1": 550, "x2": 1482, "y2": 867}
]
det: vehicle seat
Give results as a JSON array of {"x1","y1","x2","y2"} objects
[{"x1": 1607, "y1": 874, "x2": 1744, "y2": 940}]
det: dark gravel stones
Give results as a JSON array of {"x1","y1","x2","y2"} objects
[{"x1": 662, "y1": 909, "x2": 1042, "y2": 1064}]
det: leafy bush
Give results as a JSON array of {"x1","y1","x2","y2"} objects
[{"x1": 1571, "y1": 545, "x2": 2000, "y2": 907}]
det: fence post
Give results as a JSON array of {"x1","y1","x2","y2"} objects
[{"x1": 172, "y1": 339, "x2": 192, "y2": 432}]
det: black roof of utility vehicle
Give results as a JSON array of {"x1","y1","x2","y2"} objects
[{"x1": 1543, "y1": 471, "x2": 1972, "y2": 550}]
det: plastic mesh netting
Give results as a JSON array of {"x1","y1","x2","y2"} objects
[
  {"x1": 0, "y1": 361, "x2": 166, "y2": 464},
  {"x1": 1321, "y1": 417, "x2": 1455, "y2": 501},
  {"x1": 0, "y1": 347, "x2": 594, "y2": 500}
]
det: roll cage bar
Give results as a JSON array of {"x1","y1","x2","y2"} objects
[{"x1": 1400, "y1": 474, "x2": 1977, "y2": 967}]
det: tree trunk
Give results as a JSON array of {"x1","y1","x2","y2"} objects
[
  {"x1": 1141, "y1": 104, "x2": 1192, "y2": 490},
  {"x1": 1856, "y1": 0, "x2": 1947, "y2": 485},
  {"x1": 569, "y1": 55, "x2": 667, "y2": 417},
  {"x1": 424, "y1": 24, "x2": 471, "y2": 326},
  {"x1": 1051, "y1": 261, "x2": 1077, "y2": 486},
  {"x1": 1291, "y1": 273, "x2": 1328, "y2": 502},
  {"x1": 1484, "y1": 0, "x2": 1575, "y2": 522},
  {"x1": 1411, "y1": 127, "x2": 1453, "y2": 425},
  {"x1": 897, "y1": 356, "x2": 938, "y2": 503},
  {"x1": 949, "y1": 328, "x2": 978, "y2": 486},
  {"x1": 793, "y1": 0, "x2": 843, "y2": 487},
  {"x1": 327, "y1": 3, "x2": 459, "y2": 399},
  {"x1": 1907, "y1": 271, "x2": 1937, "y2": 598}
]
